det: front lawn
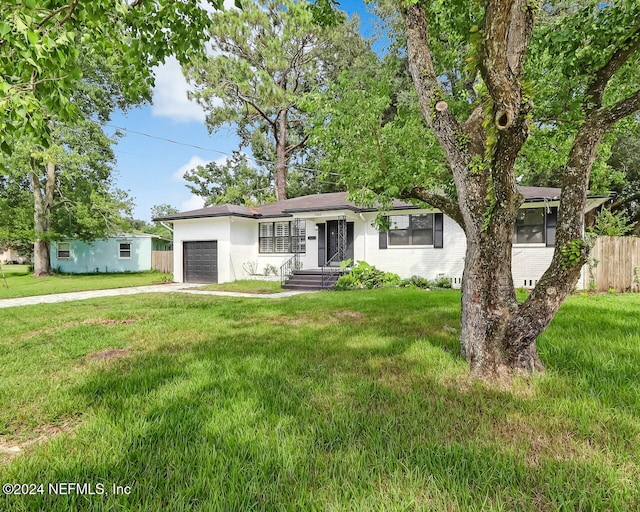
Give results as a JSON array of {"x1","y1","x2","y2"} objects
[
  {"x1": 0, "y1": 289, "x2": 638, "y2": 511},
  {"x1": 196, "y1": 279, "x2": 283, "y2": 294},
  {"x1": 0, "y1": 266, "x2": 172, "y2": 299}
]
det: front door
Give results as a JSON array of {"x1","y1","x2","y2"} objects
[{"x1": 324, "y1": 220, "x2": 354, "y2": 265}]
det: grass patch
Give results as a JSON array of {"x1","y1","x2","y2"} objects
[
  {"x1": 0, "y1": 267, "x2": 172, "y2": 299},
  {"x1": 197, "y1": 279, "x2": 283, "y2": 294},
  {"x1": 0, "y1": 289, "x2": 638, "y2": 510}
]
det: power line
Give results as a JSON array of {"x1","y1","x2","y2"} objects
[{"x1": 105, "y1": 124, "x2": 343, "y2": 177}]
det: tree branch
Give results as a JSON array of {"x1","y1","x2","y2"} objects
[
  {"x1": 610, "y1": 191, "x2": 640, "y2": 212},
  {"x1": 402, "y1": 3, "x2": 466, "y2": 173},
  {"x1": 37, "y1": 1, "x2": 78, "y2": 29},
  {"x1": 584, "y1": 27, "x2": 640, "y2": 113},
  {"x1": 400, "y1": 187, "x2": 464, "y2": 227},
  {"x1": 284, "y1": 134, "x2": 309, "y2": 156},
  {"x1": 601, "y1": 89, "x2": 640, "y2": 125},
  {"x1": 479, "y1": 0, "x2": 535, "y2": 130},
  {"x1": 229, "y1": 83, "x2": 277, "y2": 128}
]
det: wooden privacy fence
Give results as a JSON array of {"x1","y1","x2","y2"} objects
[
  {"x1": 152, "y1": 251, "x2": 173, "y2": 273},
  {"x1": 590, "y1": 236, "x2": 640, "y2": 292}
]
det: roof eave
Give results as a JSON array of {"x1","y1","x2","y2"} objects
[{"x1": 154, "y1": 212, "x2": 258, "y2": 221}]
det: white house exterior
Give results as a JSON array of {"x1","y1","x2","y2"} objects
[{"x1": 157, "y1": 188, "x2": 609, "y2": 289}]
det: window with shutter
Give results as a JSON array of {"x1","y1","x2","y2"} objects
[
  {"x1": 258, "y1": 220, "x2": 306, "y2": 254},
  {"x1": 388, "y1": 214, "x2": 434, "y2": 245}
]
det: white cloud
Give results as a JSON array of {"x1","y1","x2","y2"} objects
[
  {"x1": 172, "y1": 153, "x2": 244, "y2": 212},
  {"x1": 198, "y1": 0, "x2": 237, "y2": 13},
  {"x1": 172, "y1": 155, "x2": 210, "y2": 182},
  {"x1": 181, "y1": 195, "x2": 206, "y2": 211},
  {"x1": 151, "y1": 57, "x2": 209, "y2": 123}
]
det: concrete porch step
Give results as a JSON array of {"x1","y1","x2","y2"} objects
[{"x1": 282, "y1": 269, "x2": 345, "y2": 290}]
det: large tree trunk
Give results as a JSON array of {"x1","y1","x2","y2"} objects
[
  {"x1": 31, "y1": 161, "x2": 55, "y2": 277},
  {"x1": 460, "y1": 198, "x2": 547, "y2": 377},
  {"x1": 274, "y1": 109, "x2": 288, "y2": 201},
  {"x1": 400, "y1": 1, "x2": 640, "y2": 380}
]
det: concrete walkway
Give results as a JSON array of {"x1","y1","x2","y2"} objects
[{"x1": 0, "y1": 283, "x2": 308, "y2": 309}]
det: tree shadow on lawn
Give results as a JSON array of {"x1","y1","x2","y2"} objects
[{"x1": 2, "y1": 293, "x2": 638, "y2": 511}]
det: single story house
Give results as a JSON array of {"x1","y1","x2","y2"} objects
[
  {"x1": 50, "y1": 234, "x2": 169, "y2": 274},
  {"x1": 155, "y1": 187, "x2": 609, "y2": 289}
]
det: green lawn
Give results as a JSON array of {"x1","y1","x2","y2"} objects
[
  {"x1": 197, "y1": 279, "x2": 283, "y2": 294},
  {"x1": 0, "y1": 265, "x2": 172, "y2": 299},
  {"x1": 0, "y1": 289, "x2": 638, "y2": 511}
]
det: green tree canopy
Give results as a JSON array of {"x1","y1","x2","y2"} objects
[
  {"x1": 309, "y1": 0, "x2": 640, "y2": 377},
  {"x1": 183, "y1": 0, "x2": 373, "y2": 201},
  {"x1": 183, "y1": 152, "x2": 275, "y2": 206},
  {"x1": 0, "y1": 0, "x2": 223, "y2": 153}
]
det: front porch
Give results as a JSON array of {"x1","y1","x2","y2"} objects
[
  {"x1": 280, "y1": 215, "x2": 354, "y2": 290},
  {"x1": 281, "y1": 268, "x2": 348, "y2": 291}
]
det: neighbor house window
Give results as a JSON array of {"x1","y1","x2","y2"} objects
[
  {"x1": 388, "y1": 214, "x2": 434, "y2": 246},
  {"x1": 57, "y1": 242, "x2": 70, "y2": 259},
  {"x1": 119, "y1": 242, "x2": 132, "y2": 259},
  {"x1": 259, "y1": 220, "x2": 306, "y2": 254},
  {"x1": 513, "y1": 208, "x2": 545, "y2": 244}
]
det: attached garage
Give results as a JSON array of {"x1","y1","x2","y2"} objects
[{"x1": 183, "y1": 241, "x2": 218, "y2": 283}]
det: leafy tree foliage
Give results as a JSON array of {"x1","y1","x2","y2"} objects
[
  {"x1": 1, "y1": 121, "x2": 133, "y2": 273},
  {"x1": 1, "y1": 0, "x2": 223, "y2": 274},
  {"x1": 0, "y1": 0, "x2": 221, "y2": 153},
  {"x1": 607, "y1": 133, "x2": 640, "y2": 234},
  {"x1": 184, "y1": 0, "x2": 372, "y2": 201},
  {"x1": 184, "y1": 152, "x2": 275, "y2": 206},
  {"x1": 312, "y1": 0, "x2": 640, "y2": 377}
]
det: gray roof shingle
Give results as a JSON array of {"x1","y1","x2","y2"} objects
[{"x1": 154, "y1": 187, "x2": 605, "y2": 221}]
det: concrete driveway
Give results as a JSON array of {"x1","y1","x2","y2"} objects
[{"x1": 0, "y1": 283, "x2": 307, "y2": 309}]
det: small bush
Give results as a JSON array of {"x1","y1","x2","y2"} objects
[
  {"x1": 335, "y1": 261, "x2": 401, "y2": 290},
  {"x1": 263, "y1": 263, "x2": 279, "y2": 276},
  {"x1": 434, "y1": 276, "x2": 452, "y2": 289},
  {"x1": 242, "y1": 261, "x2": 259, "y2": 275},
  {"x1": 334, "y1": 272, "x2": 359, "y2": 290},
  {"x1": 400, "y1": 275, "x2": 434, "y2": 289}
]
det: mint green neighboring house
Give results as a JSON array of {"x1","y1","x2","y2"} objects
[{"x1": 50, "y1": 234, "x2": 170, "y2": 273}]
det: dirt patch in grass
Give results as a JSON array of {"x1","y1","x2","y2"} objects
[
  {"x1": 491, "y1": 413, "x2": 596, "y2": 467},
  {"x1": 86, "y1": 348, "x2": 130, "y2": 361},
  {"x1": 81, "y1": 318, "x2": 140, "y2": 327},
  {"x1": 15, "y1": 317, "x2": 143, "y2": 343},
  {"x1": 334, "y1": 310, "x2": 367, "y2": 322},
  {"x1": 267, "y1": 316, "x2": 308, "y2": 326},
  {"x1": 0, "y1": 422, "x2": 75, "y2": 463},
  {"x1": 263, "y1": 310, "x2": 367, "y2": 327}
]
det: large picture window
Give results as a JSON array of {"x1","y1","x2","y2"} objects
[
  {"x1": 513, "y1": 208, "x2": 545, "y2": 244},
  {"x1": 259, "y1": 220, "x2": 306, "y2": 254},
  {"x1": 57, "y1": 242, "x2": 70, "y2": 259},
  {"x1": 388, "y1": 214, "x2": 434, "y2": 246}
]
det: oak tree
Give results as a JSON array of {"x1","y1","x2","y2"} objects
[{"x1": 313, "y1": 0, "x2": 640, "y2": 378}]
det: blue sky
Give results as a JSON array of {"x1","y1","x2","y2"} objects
[{"x1": 108, "y1": 0, "x2": 382, "y2": 221}]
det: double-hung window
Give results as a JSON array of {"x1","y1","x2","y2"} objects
[
  {"x1": 513, "y1": 208, "x2": 545, "y2": 244},
  {"x1": 259, "y1": 220, "x2": 306, "y2": 254},
  {"x1": 119, "y1": 242, "x2": 132, "y2": 259},
  {"x1": 57, "y1": 242, "x2": 70, "y2": 259},
  {"x1": 388, "y1": 214, "x2": 434, "y2": 246}
]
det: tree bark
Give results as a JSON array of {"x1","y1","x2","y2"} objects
[
  {"x1": 400, "y1": 1, "x2": 640, "y2": 379},
  {"x1": 275, "y1": 109, "x2": 288, "y2": 202},
  {"x1": 31, "y1": 161, "x2": 55, "y2": 277}
]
